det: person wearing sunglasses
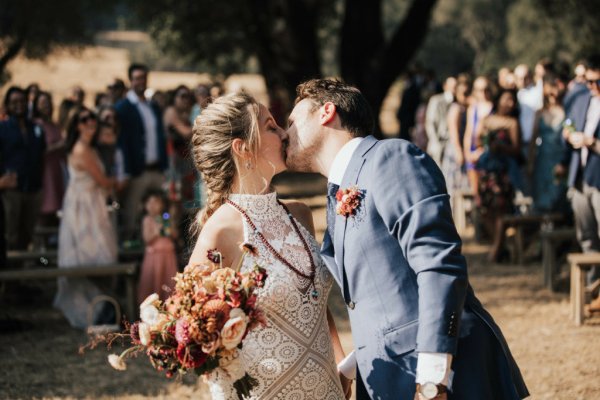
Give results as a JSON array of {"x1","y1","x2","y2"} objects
[
  {"x1": 555, "y1": 55, "x2": 600, "y2": 311},
  {"x1": 54, "y1": 106, "x2": 118, "y2": 329}
]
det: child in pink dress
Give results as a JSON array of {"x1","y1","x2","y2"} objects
[{"x1": 137, "y1": 190, "x2": 179, "y2": 303}]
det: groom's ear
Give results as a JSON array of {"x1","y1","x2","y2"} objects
[{"x1": 319, "y1": 102, "x2": 337, "y2": 126}]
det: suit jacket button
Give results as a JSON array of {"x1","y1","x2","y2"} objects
[{"x1": 348, "y1": 301, "x2": 355, "y2": 310}]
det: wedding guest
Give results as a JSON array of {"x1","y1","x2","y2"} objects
[
  {"x1": 164, "y1": 85, "x2": 195, "y2": 203},
  {"x1": 107, "y1": 78, "x2": 127, "y2": 105},
  {"x1": 528, "y1": 74, "x2": 568, "y2": 213},
  {"x1": 498, "y1": 67, "x2": 516, "y2": 90},
  {"x1": 0, "y1": 87, "x2": 46, "y2": 250},
  {"x1": 94, "y1": 92, "x2": 112, "y2": 109},
  {"x1": 137, "y1": 189, "x2": 178, "y2": 303},
  {"x1": 564, "y1": 60, "x2": 588, "y2": 115},
  {"x1": 555, "y1": 55, "x2": 600, "y2": 310},
  {"x1": 58, "y1": 86, "x2": 85, "y2": 130},
  {"x1": 96, "y1": 106, "x2": 120, "y2": 177},
  {"x1": 425, "y1": 76, "x2": 456, "y2": 166},
  {"x1": 190, "y1": 83, "x2": 211, "y2": 124},
  {"x1": 33, "y1": 91, "x2": 66, "y2": 228},
  {"x1": 475, "y1": 90, "x2": 521, "y2": 262},
  {"x1": 209, "y1": 82, "x2": 225, "y2": 99},
  {"x1": 515, "y1": 64, "x2": 543, "y2": 184},
  {"x1": 54, "y1": 106, "x2": 117, "y2": 329},
  {"x1": 463, "y1": 76, "x2": 494, "y2": 195},
  {"x1": 442, "y1": 75, "x2": 472, "y2": 195},
  {"x1": 115, "y1": 63, "x2": 167, "y2": 240},
  {"x1": 25, "y1": 83, "x2": 40, "y2": 119}
]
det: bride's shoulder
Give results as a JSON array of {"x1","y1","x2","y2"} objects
[
  {"x1": 189, "y1": 205, "x2": 243, "y2": 267},
  {"x1": 281, "y1": 200, "x2": 315, "y2": 236}
]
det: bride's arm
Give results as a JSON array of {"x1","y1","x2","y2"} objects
[{"x1": 188, "y1": 206, "x2": 244, "y2": 268}]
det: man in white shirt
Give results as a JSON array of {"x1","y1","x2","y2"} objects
[
  {"x1": 285, "y1": 79, "x2": 528, "y2": 400},
  {"x1": 115, "y1": 64, "x2": 167, "y2": 240}
]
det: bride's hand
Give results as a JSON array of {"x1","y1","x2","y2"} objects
[{"x1": 339, "y1": 372, "x2": 352, "y2": 399}]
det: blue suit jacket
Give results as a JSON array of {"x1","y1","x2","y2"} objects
[
  {"x1": 114, "y1": 98, "x2": 167, "y2": 177},
  {"x1": 321, "y1": 136, "x2": 528, "y2": 399},
  {"x1": 561, "y1": 90, "x2": 600, "y2": 189}
]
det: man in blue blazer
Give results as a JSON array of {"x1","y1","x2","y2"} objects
[
  {"x1": 285, "y1": 79, "x2": 529, "y2": 400},
  {"x1": 114, "y1": 64, "x2": 167, "y2": 239},
  {"x1": 555, "y1": 56, "x2": 600, "y2": 306}
]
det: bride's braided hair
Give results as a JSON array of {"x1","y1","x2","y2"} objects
[{"x1": 191, "y1": 92, "x2": 261, "y2": 233}]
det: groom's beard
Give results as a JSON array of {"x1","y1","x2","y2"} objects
[{"x1": 285, "y1": 137, "x2": 323, "y2": 173}]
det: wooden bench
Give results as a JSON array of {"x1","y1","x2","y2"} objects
[
  {"x1": 502, "y1": 213, "x2": 564, "y2": 265},
  {"x1": 568, "y1": 253, "x2": 600, "y2": 325},
  {"x1": 540, "y1": 227, "x2": 577, "y2": 290},
  {"x1": 7, "y1": 248, "x2": 145, "y2": 265},
  {"x1": 0, "y1": 263, "x2": 138, "y2": 320},
  {"x1": 452, "y1": 189, "x2": 474, "y2": 236}
]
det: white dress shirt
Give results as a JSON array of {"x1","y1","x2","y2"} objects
[
  {"x1": 127, "y1": 90, "x2": 159, "y2": 165},
  {"x1": 329, "y1": 137, "x2": 452, "y2": 387},
  {"x1": 582, "y1": 96, "x2": 600, "y2": 166},
  {"x1": 517, "y1": 82, "x2": 543, "y2": 144}
]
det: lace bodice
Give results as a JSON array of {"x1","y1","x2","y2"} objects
[{"x1": 206, "y1": 192, "x2": 344, "y2": 400}]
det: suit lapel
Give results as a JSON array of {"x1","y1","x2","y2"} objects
[{"x1": 333, "y1": 136, "x2": 378, "y2": 281}]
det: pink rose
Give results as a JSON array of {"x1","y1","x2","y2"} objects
[{"x1": 220, "y1": 308, "x2": 249, "y2": 349}]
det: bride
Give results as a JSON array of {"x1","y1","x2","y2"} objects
[{"x1": 187, "y1": 92, "x2": 350, "y2": 399}]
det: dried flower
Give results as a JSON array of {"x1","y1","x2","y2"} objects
[
  {"x1": 108, "y1": 354, "x2": 127, "y2": 371},
  {"x1": 207, "y1": 249, "x2": 223, "y2": 264},
  {"x1": 139, "y1": 322, "x2": 151, "y2": 346},
  {"x1": 239, "y1": 242, "x2": 258, "y2": 257}
]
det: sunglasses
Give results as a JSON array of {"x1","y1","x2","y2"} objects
[
  {"x1": 78, "y1": 113, "x2": 97, "y2": 123},
  {"x1": 587, "y1": 79, "x2": 600, "y2": 87}
]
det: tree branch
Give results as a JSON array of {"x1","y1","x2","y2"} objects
[{"x1": 0, "y1": 36, "x2": 24, "y2": 76}]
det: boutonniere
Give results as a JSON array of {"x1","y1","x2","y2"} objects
[{"x1": 335, "y1": 185, "x2": 364, "y2": 218}]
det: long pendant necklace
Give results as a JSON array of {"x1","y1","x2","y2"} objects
[{"x1": 226, "y1": 198, "x2": 319, "y2": 299}]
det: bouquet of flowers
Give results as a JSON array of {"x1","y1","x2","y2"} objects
[{"x1": 94, "y1": 247, "x2": 267, "y2": 398}]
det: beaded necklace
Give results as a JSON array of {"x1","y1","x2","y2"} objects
[{"x1": 226, "y1": 198, "x2": 319, "y2": 299}]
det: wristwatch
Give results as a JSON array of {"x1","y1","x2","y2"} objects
[{"x1": 416, "y1": 382, "x2": 447, "y2": 399}]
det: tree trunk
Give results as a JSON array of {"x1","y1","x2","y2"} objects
[
  {"x1": 246, "y1": 0, "x2": 322, "y2": 125},
  {"x1": 0, "y1": 37, "x2": 24, "y2": 79},
  {"x1": 341, "y1": 0, "x2": 438, "y2": 138}
]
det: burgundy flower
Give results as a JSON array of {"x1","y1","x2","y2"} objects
[{"x1": 206, "y1": 249, "x2": 222, "y2": 264}]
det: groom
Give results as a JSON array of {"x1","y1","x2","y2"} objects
[{"x1": 284, "y1": 79, "x2": 529, "y2": 400}]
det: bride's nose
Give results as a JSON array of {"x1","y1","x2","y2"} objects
[{"x1": 278, "y1": 126, "x2": 288, "y2": 142}]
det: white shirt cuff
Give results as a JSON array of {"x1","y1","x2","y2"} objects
[
  {"x1": 337, "y1": 350, "x2": 356, "y2": 380},
  {"x1": 416, "y1": 352, "x2": 452, "y2": 386}
]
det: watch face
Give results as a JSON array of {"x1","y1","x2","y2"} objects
[{"x1": 421, "y1": 382, "x2": 439, "y2": 399}]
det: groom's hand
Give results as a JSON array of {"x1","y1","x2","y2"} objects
[{"x1": 339, "y1": 372, "x2": 352, "y2": 399}]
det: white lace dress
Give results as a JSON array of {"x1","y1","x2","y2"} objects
[{"x1": 206, "y1": 192, "x2": 345, "y2": 400}]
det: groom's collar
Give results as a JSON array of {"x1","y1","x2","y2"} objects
[
  {"x1": 328, "y1": 137, "x2": 363, "y2": 185},
  {"x1": 328, "y1": 135, "x2": 378, "y2": 185}
]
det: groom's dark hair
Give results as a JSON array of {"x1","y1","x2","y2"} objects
[{"x1": 295, "y1": 79, "x2": 374, "y2": 138}]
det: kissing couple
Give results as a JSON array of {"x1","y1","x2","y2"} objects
[{"x1": 187, "y1": 79, "x2": 529, "y2": 400}]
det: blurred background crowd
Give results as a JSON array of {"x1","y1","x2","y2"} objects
[{"x1": 1, "y1": 53, "x2": 599, "y2": 326}]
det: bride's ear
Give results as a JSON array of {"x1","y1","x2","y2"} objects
[
  {"x1": 319, "y1": 102, "x2": 337, "y2": 126},
  {"x1": 232, "y1": 138, "x2": 250, "y2": 159}
]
